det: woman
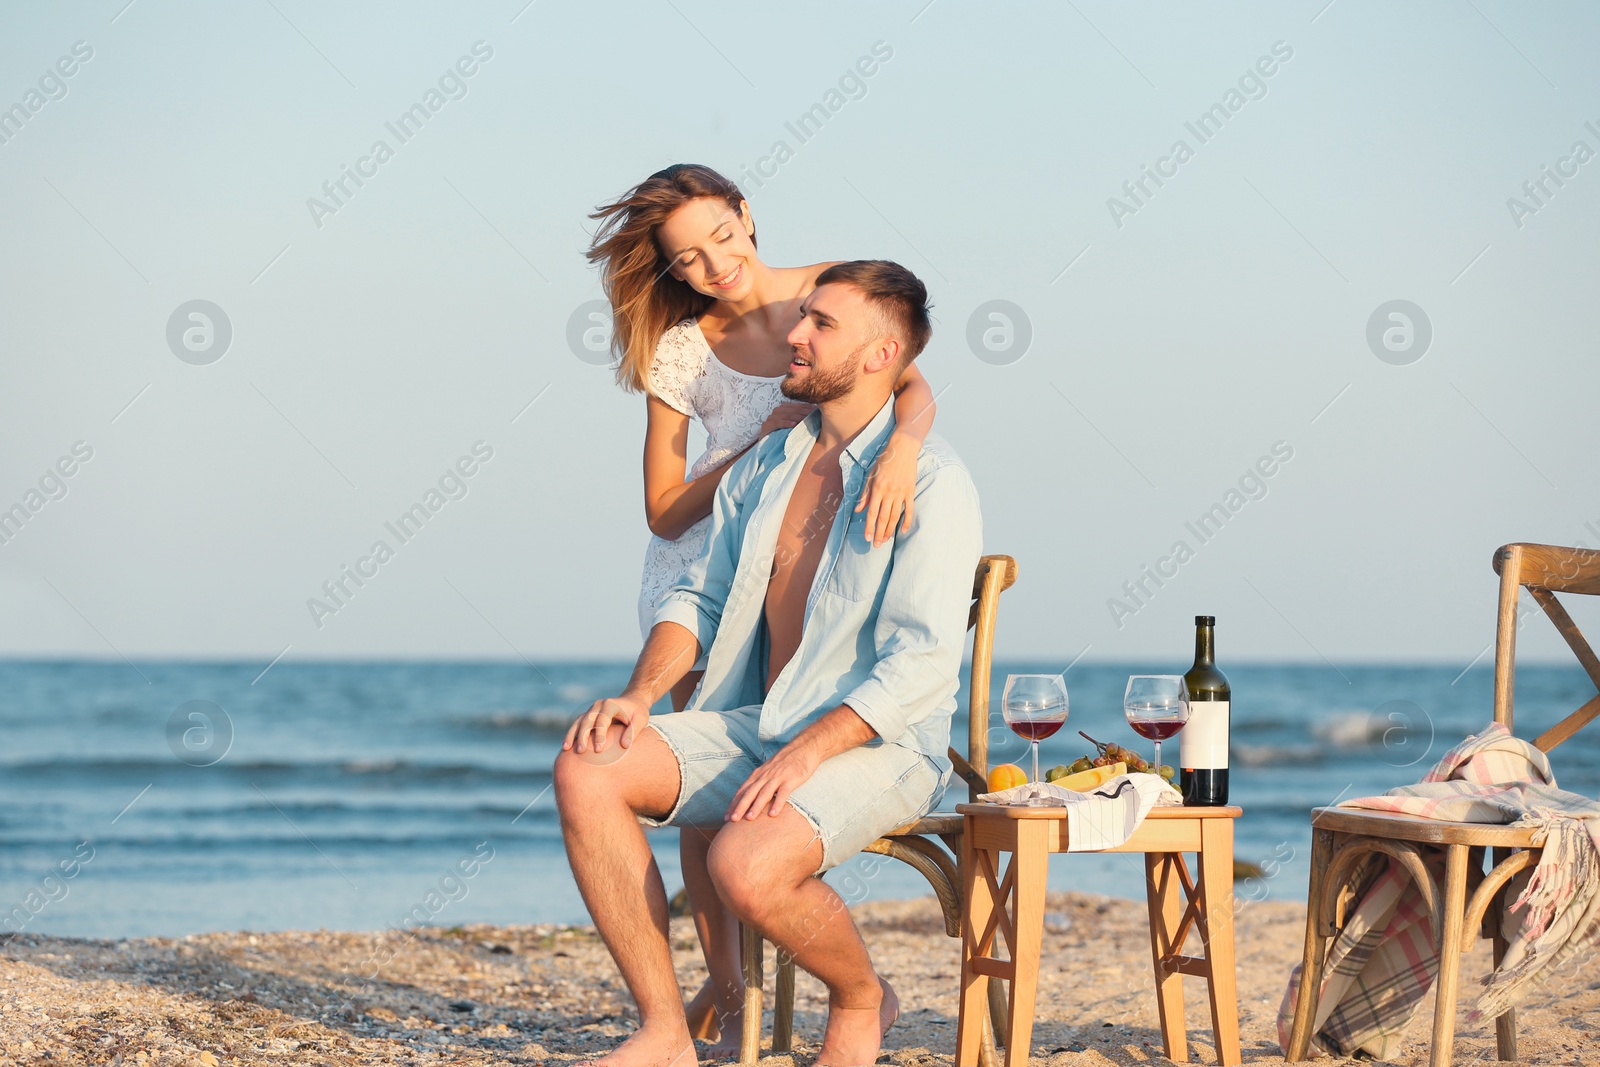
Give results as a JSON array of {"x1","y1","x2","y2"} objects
[{"x1": 586, "y1": 163, "x2": 938, "y2": 1054}]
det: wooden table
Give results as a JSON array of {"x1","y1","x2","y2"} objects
[{"x1": 953, "y1": 803, "x2": 1244, "y2": 1067}]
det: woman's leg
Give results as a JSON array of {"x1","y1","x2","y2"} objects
[
  {"x1": 670, "y1": 669, "x2": 743, "y2": 1050},
  {"x1": 680, "y1": 824, "x2": 744, "y2": 1053}
]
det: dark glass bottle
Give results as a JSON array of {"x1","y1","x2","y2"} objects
[{"x1": 1180, "y1": 615, "x2": 1230, "y2": 806}]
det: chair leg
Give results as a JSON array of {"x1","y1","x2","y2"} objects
[
  {"x1": 1429, "y1": 844, "x2": 1470, "y2": 1067},
  {"x1": 772, "y1": 953, "x2": 795, "y2": 1053},
  {"x1": 1487, "y1": 847, "x2": 1518, "y2": 1063},
  {"x1": 978, "y1": 997, "x2": 1000, "y2": 1067},
  {"x1": 1489, "y1": 928, "x2": 1518, "y2": 1060},
  {"x1": 740, "y1": 922, "x2": 763, "y2": 1065},
  {"x1": 1287, "y1": 827, "x2": 1335, "y2": 1061},
  {"x1": 986, "y1": 978, "x2": 1007, "y2": 1052}
]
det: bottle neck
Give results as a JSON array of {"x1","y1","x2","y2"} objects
[{"x1": 1193, "y1": 625, "x2": 1215, "y2": 668}]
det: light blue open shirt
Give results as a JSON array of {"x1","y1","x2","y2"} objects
[{"x1": 653, "y1": 395, "x2": 983, "y2": 770}]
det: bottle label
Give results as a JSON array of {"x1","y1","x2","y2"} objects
[{"x1": 1180, "y1": 700, "x2": 1229, "y2": 769}]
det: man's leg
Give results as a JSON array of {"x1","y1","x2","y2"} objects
[
  {"x1": 555, "y1": 722, "x2": 693, "y2": 1067},
  {"x1": 708, "y1": 808, "x2": 894, "y2": 1066}
]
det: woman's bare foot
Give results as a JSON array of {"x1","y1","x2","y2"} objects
[
  {"x1": 685, "y1": 980, "x2": 719, "y2": 1041},
  {"x1": 815, "y1": 977, "x2": 897, "y2": 1066},
  {"x1": 576, "y1": 1024, "x2": 697, "y2": 1067},
  {"x1": 684, "y1": 978, "x2": 745, "y2": 1060},
  {"x1": 695, "y1": 1005, "x2": 743, "y2": 1062}
]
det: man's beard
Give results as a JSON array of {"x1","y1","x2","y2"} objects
[{"x1": 781, "y1": 346, "x2": 861, "y2": 404}]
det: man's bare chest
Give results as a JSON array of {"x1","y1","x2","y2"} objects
[{"x1": 769, "y1": 456, "x2": 845, "y2": 594}]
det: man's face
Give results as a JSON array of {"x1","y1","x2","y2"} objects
[{"x1": 782, "y1": 283, "x2": 877, "y2": 404}]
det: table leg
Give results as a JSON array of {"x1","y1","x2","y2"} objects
[
  {"x1": 1003, "y1": 819, "x2": 1049, "y2": 1067},
  {"x1": 1144, "y1": 852, "x2": 1189, "y2": 1064},
  {"x1": 957, "y1": 820, "x2": 998, "y2": 1067},
  {"x1": 1198, "y1": 818, "x2": 1241, "y2": 1066}
]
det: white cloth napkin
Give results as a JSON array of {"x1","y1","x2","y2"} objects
[{"x1": 977, "y1": 773, "x2": 1182, "y2": 851}]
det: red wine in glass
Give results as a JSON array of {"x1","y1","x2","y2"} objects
[
  {"x1": 1122, "y1": 675, "x2": 1189, "y2": 775},
  {"x1": 1010, "y1": 719, "x2": 1066, "y2": 742},
  {"x1": 1001, "y1": 674, "x2": 1069, "y2": 797},
  {"x1": 1128, "y1": 719, "x2": 1184, "y2": 741}
]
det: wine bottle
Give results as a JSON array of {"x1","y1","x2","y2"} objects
[{"x1": 1181, "y1": 615, "x2": 1230, "y2": 806}]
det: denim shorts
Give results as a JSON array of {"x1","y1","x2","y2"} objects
[{"x1": 641, "y1": 706, "x2": 948, "y2": 873}]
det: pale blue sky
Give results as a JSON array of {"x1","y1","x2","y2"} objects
[{"x1": 1, "y1": 0, "x2": 1597, "y2": 667}]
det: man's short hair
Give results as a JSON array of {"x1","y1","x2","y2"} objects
[{"x1": 814, "y1": 260, "x2": 932, "y2": 364}]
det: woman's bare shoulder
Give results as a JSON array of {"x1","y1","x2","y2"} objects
[{"x1": 771, "y1": 261, "x2": 846, "y2": 295}]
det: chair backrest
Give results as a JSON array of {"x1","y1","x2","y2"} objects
[
  {"x1": 949, "y1": 554, "x2": 1018, "y2": 800},
  {"x1": 1492, "y1": 542, "x2": 1600, "y2": 752}
]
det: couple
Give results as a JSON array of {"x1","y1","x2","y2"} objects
[{"x1": 556, "y1": 166, "x2": 982, "y2": 1067}]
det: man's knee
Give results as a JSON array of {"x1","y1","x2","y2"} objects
[
  {"x1": 707, "y1": 813, "x2": 820, "y2": 917},
  {"x1": 552, "y1": 723, "x2": 677, "y2": 819},
  {"x1": 706, "y1": 832, "x2": 764, "y2": 916}
]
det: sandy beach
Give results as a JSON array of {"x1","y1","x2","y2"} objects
[{"x1": 3, "y1": 890, "x2": 1594, "y2": 1066}]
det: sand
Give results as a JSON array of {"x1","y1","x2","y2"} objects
[{"x1": 2, "y1": 891, "x2": 1595, "y2": 1066}]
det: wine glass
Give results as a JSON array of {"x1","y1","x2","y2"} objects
[
  {"x1": 1123, "y1": 675, "x2": 1189, "y2": 775},
  {"x1": 1002, "y1": 674, "x2": 1069, "y2": 796}
]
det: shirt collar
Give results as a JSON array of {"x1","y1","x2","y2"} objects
[
  {"x1": 843, "y1": 395, "x2": 898, "y2": 473},
  {"x1": 781, "y1": 394, "x2": 898, "y2": 476}
]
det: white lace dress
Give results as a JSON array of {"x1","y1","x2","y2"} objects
[{"x1": 637, "y1": 318, "x2": 788, "y2": 644}]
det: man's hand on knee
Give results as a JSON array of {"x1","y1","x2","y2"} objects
[
  {"x1": 726, "y1": 742, "x2": 820, "y2": 822},
  {"x1": 564, "y1": 694, "x2": 650, "y2": 755}
]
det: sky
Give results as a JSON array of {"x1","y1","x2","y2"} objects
[{"x1": 1, "y1": 0, "x2": 1597, "y2": 669}]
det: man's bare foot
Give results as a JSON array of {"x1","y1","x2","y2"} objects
[
  {"x1": 576, "y1": 1024, "x2": 698, "y2": 1067},
  {"x1": 815, "y1": 977, "x2": 897, "y2": 1066}
]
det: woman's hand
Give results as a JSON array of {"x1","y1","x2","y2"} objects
[
  {"x1": 758, "y1": 401, "x2": 814, "y2": 439},
  {"x1": 858, "y1": 433, "x2": 918, "y2": 547}
]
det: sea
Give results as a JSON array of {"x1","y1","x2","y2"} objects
[{"x1": 2, "y1": 660, "x2": 1595, "y2": 939}]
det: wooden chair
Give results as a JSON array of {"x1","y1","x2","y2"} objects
[
  {"x1": 738, "y1": 553, "x2": 1018, "y2": 1067},
  {"x1": 1287, "y1": 542, "x2": 1600, "y2": 1067}
]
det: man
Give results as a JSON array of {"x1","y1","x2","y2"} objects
[{"x1": 555, "y1": 260, "x2": 983, "y2": 1067}]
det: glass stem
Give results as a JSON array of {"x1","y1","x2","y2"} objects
[
  {"x1": 1031, "y1": 741, "x2": 1040, "y2": 785},
  {"x1": 1153, "y1": 739, "x2": 1162, "y2": 773}
]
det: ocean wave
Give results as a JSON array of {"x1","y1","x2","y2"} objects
[
  {"x1": 1311, "y1": 710, "x2": 1396, "y2": 748},
  {"x1": 0, "y1": 756, "x2": 552, "y2": 784},
  {"x1": 164, "y1": 799, "x2": 553, "y2": 819},
  {"x1": 0, "y1": 827, "x2": 558, "y2": 852},
  {"x1": 455, "y1": 709, "x2": 577, "y2": 734},
  {"x1": 1231, "y1": 743, "x2": 1324, "y2": 767}
]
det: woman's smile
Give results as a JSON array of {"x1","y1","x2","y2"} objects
[{"x1": 709, "y1": 262, "x2": 744, "y2": 290}]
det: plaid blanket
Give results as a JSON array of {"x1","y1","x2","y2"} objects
[{"x1": 1276, "y1": 722, "x2": 1600, "y2": 1059}]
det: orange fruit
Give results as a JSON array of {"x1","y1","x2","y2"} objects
[{"x1": 986, "y1": 763, "x2": 1028, "y2": 791}]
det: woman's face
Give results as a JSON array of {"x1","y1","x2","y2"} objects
[{"x1": 657, "y1": 197, "x2": 757, "y2": 302}]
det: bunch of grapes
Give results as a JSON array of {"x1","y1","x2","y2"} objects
[{"x1": 1074, "y1": 731, "x2": 1176, "y2": 782}]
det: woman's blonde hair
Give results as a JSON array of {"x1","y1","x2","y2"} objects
[{"x1": 587, "y1": 164, "x2": 754, "y2": 393}]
